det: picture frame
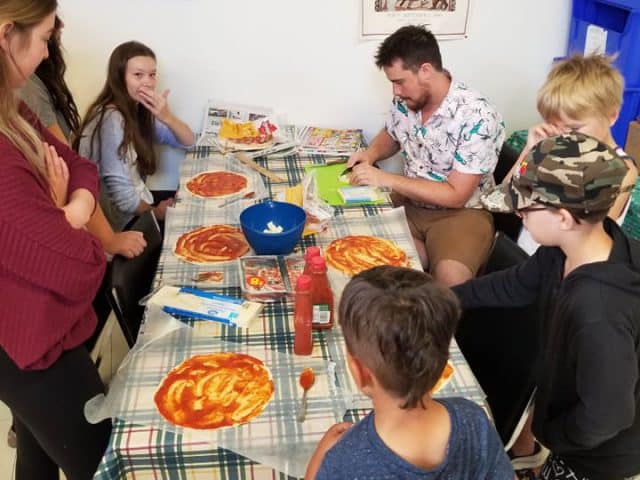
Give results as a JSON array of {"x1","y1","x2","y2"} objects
[{"x1": 361, "y1": 0, "x2": 471, "y2": 40}]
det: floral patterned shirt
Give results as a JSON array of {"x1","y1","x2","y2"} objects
[{"x1": 386, "y1": 81, "x2": 505, "y2": 208}]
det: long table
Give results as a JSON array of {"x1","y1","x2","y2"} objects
[{"x1": 93, "y1": 147, "x2": 486, "y2": 479}]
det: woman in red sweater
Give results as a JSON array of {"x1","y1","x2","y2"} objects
[{"x1": 0, "y1": 1, "x2": 112, "y2": 478}]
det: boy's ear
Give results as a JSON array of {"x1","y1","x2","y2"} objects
[
  {"x1": 346, "y1": 353, "x2": 375, "y2": 392},
  {"x1": 557, "y1": 208, "x2": 578, "y2": 230},
  {"x1": 609, "y1": 109, "x2": 620, "y2": 127}
]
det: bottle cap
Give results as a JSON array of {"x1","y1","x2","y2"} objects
[
  {"x1": 305, "y1": 246, "x2": 321, "y2": 260},
  {"x1": 296, "y1": 274, "x2": 312, "y2": 290},
  {"x1": 311, "y1": 256, "x2": 326, "y2": 270}
]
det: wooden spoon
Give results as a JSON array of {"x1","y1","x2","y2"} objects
[{"x1": 297, "y1": 367, "x2": 315, "y2": 422}]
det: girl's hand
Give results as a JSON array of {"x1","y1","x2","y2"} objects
[
  {"x1": 152, "y1": 197, "x2": 175, "y2": 221},
  {"x1": 138, "y1": 87, "x2": 171, "y2": 123},
  {"x1": 43, "y1": 142, "x2": 69, "y2": 207},
  {"x1": 109, "y1": 231, "x2": 147, "y2": 258}
]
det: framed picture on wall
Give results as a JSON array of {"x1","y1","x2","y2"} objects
[{"x1": 362, "y1": 0, "x2": 471, "y2": 39}]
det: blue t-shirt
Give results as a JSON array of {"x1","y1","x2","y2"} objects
[{"x1": 317, "y1": 397, "x2": 514, "y2": 479}]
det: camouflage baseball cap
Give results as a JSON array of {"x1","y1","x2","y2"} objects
[{"x1": 481, "y1": 132, "x2": 629, "y2": 214}]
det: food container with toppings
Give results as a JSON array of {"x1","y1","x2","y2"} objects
[
  {"x1": 239, "y1": 256, "x2": 288, "y2": 302},
  {"x1": 283, "y1": 254, "x2": 306, "y2": 291}
]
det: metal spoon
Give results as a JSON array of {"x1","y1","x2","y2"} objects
[{"x1": 297, "y1": 367, "x2": 315, "y2": 422}]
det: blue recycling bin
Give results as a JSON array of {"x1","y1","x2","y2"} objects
[{"x1": 568, "y1": 0, "x2": 640, "y2": 144}]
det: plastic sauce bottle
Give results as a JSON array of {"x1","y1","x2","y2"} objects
[
  {"x1": 303, "y1": 246, "x2": 321, "y2": 275},
  {"x1": 293, "y1": 275, "x2": 313, "y2": 355},
  {"x1": 309, "y1": 256, "x2": 334, "y2": 330}
]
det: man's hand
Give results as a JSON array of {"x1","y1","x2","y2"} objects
[
  {"x1": 350, "y1": 163, "x2": 391, "y2": 188},
  {"x1": 152, "y1": 197, "x2": 175, "y2": 221},
  {"x1": 305, "y1": 422, "x2": 353, "y2": 479},
  {"x1": 44, "y1": 142, "x2": 69, "y2": 207},
  {"x1": 347, "y1": 149, "x2": 375, "y2": 169},
  {"x1": 108, "y1": 231, "x2": 147, "y2": 258}
]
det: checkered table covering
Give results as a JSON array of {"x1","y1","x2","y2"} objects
[{"x1": 93, "y1": 148, "x2": 486, "y2": 480}]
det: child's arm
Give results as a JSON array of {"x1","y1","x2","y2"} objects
[
  {"x1": 85, "y1": 205, "x2": 147, "y2": 258},
  {"x1": 502, "y1": 123, "x2": 566, "y2": 183},
  {"x1": 305, "y1": 422, "x2": 352, "y2": 480},
  {"x1": 138, "y1": 87, "x2": 195, "y2": 146}
]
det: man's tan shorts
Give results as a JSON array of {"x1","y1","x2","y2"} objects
[{"x1": 393, "y1": 195, "x2": 494, "y2": 275}]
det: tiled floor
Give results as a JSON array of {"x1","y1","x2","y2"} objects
[{"x1": 0, "y1": 315, "x2": 129, "y2": 479}]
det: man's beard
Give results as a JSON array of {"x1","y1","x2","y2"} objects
[{"x1": 402, "y1": 92, "x2": 430, "y2": 111}]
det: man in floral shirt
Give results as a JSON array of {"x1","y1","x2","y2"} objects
[{"x1": 348, "y1": 25, "x2": 505, "y2": 286}]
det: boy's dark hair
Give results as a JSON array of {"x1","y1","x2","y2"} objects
[
  {"x1": 339, "y1": 266, "x2": 460, "y2": 409},
  {"x1": 375, "y1": 25, "x2": 443, "y2": 72}
]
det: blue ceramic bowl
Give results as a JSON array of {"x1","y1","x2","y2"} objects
[{"x1": 239, "y1": 201, "x2": 306, "y2": 255}]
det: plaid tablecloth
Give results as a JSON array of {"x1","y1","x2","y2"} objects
[{"x1": 93, "y1": 148, "x2": 486, "y2": 480}]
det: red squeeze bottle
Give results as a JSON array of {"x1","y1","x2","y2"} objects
[
  {"x1": 310, "y1": 256, "x2": 334, "y2": 330},
  {"x1": 303, "y1": 246, "x2": 321, "y2": 275},
  {"x1": 293, "y1": 275, "x2": 313, "y2": 355}
]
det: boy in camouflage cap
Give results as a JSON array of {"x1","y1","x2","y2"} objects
[
  {"x1": 453, "y1": 133, "x2": 640, "y2": 480},
  {"x1": 484, "y1": 132, "x2": 629, "y2": 218}
]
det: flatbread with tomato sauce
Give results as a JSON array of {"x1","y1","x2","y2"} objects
[
  {"x1": 325, "y1": 235, "x2": 409, "y2": 276},
  {"x1": 432, "y1": 361, "x2": 454, "y2": 394},
  {"x1": 174, "y1": 224, "x2": 250, "y2": 264},
  {"x1": 155, "y1": 353, "x2": 274, "y2": 430},
  {"x1": 186, "y1": 171, "x2": 249, "y2": 199}
]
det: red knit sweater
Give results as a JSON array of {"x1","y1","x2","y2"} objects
[{"x1": 0, "y1": 104, "x2": 106, "y2": 370}]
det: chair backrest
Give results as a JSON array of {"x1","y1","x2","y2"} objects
[
  {"x1": 493, "y1": 143, "x2": 520, "y2": 185},
  {"x1": 492, "y1": 143, "x2": 524, "y2": 241},
  {"x1": 456, "y1": 232, "x2": 539, "y2": 448},
  {"x1": 108, "y1": 210, "x2": 163, "y2": 347}
]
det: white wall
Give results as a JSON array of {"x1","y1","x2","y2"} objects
[{"x1": 58, "y1": 0, "x2": 570, "y2": 186}]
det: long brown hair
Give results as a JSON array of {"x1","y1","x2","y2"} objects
[
  {"x1": 74, "y1": 41, "x2": 157, "y2": 175},
  {"x1": 35, "y1": 15, "x2": 80, "y2": 137},
  {"x1": 0, "y1": 0, "x2": 57, "y2": 179}
]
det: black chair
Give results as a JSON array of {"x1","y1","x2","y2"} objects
[
  {"x1": 107, "y1": 210, "x2": 163, "y2": 347},
  {"x1": 455, "y1": 232, "x2": 540, "y2": 448},
  {"x1": 492, "y1": 143, "x2": 523, "y2": 241}
]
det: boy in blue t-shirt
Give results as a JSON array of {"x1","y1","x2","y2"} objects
[{"x1": 306, "y1": 266, "x2": 515, "y2": 479}]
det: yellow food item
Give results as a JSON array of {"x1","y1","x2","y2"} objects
[{"x1": 219, "y1": 119, "x2": 259, "y2": 140}]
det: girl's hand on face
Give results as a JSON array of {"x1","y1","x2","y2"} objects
[
  {"x1": 43, "y1": 142, "x2": 70, "y2": 207},
  {"x1": 138, "y1": 87, "x2": 171, "y2": 123}
]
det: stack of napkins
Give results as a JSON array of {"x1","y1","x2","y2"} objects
[{"x1": 147, "y1": 286, "x2": 263, "y2": 328}]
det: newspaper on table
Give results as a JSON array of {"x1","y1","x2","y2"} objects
[
  {"x1": 197, "y1": 100, "x2": 297, "y2": 158},
  {"x1": 296, "y1": 125, "x2": 364, "y2": 156}
]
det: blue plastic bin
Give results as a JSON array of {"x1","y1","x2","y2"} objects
[
  {"x1": 568, "y1": 0, "x2": 640, "y2": 144},
  {"x1": 612, "y1": 87, "x2": 640, "y2": 145},
  {"x1": 568, "y1": 0, "x2": 640, "y2": 84}
]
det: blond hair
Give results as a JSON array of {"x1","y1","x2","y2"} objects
[
  {"x1": 537, "y1": 54, "x2": 623, "y2": 123},
  {"x1": 0, "y1": 0, "x2": 57, "y2": 180}
]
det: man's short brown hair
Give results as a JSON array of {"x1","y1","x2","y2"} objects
[
  {"x1": 339, "y1": 266, "x2": 460, "y2": 409},
  {"x1": 375, "y1": 25, "x2": 443, "y2": 72}
]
